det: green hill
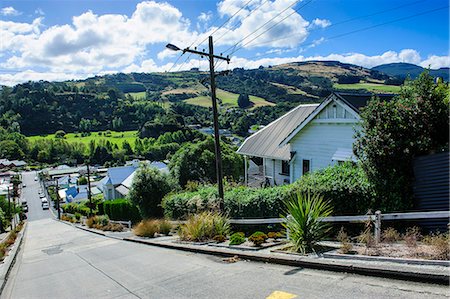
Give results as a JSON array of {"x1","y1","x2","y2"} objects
[{"x1": 372, "y1": 63, "x2": 449, "y2": 81}]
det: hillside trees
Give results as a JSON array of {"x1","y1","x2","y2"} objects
[
  {"x1": 237, "y1": 94, "x2": 250, "y2": 108},
  {"x1": 354, "y1": 71, "x2": 449, "y2": 211},
  {"x1": 169, "y1": 137, "x2": 243, "y2": 187}
]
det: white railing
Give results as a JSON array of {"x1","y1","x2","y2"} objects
[{"x1": 228, "y1": 210, "x2": 449, "y2": 243}]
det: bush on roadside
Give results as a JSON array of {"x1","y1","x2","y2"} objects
[
  {"x1": 178, "y1": 212, "x2": 230, "y2": 242},
  {"x1": 86, "y1": 215, "x2": 110, "y2": 229},
  {"x1": 404, "y1": 227, "x2": 422, "y2": 247},
  {"x1": 282, "y1": 192, "x2": 333, "y2": 254},
  {"x1": 423, "y1": 233, "x2": 450, "y2": 260},
  {"x1": 248, "y1": 231, "x2": 268, "y2": 247},
  {"x1": 381, "y1": 227, "x2": 401, "y2": 243},
  {"x1": 229, "y1": 232, "x2": 246, "y2": 245},
  {"x1": 213, "y1": 235, "x2": 226, "y2": 243},
  {"x1": 133, "y1": 220, "x2": 160, "y2": 238},
  {"x1": 158, "y1": 219, "x2": 172, "y2": 235},
  {"x1": 102, "y1": 198, "x2": 141, "y2": 223}
]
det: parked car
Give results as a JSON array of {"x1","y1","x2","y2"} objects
[
  {"x1": 21, "y1": 200, "x2": 28, "y2": 213},
  {"x1": 42, "y1": 202, "x2": 49, "y2": 210},
  {"x1": 22, "y1": 183, "x2": 26, "y2": 188},
  {"x1": 34, "y1": 176, "x2": 38, "y2": 181}
]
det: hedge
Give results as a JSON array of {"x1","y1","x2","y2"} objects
[
  {"x1": 102, "y1": 199, "x2": 141, "y2": 223},
  {"x1": 162, "y1": 163, "x2": 374, "y2": 219},
  {"x1": 162, "y1": 185, "x2": 292, "y2": 220}
]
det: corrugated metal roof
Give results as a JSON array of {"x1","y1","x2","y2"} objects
[{"x1": 237, "y1": 104, "x2": 319, "y2": 160}]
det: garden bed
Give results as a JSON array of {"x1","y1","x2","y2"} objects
[
  {"x1": 325, "y1": 243, "x2": 450, "y2": 267},
  {"x1": 209, "y1": 238, "x2": 287, "y2": 251}
]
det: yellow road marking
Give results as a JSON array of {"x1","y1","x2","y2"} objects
[{"x1": 266, "y1": 290, "x2": 297, "y2": 299}]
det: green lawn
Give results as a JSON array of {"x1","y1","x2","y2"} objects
[
  {"x1": 184, "y1": 89, "x2": 274, "y2": 109},
  {"x1": 126, "y1": 91, "x2": 147, "y2": 100},
  {"x1": 28, "y1": 130, "x2": 139, "y2": 147},
  {"x1": 333, "y1": 82, "x2": 401, "y2": 93}
]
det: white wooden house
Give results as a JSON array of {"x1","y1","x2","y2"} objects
[{"x1": 237, "y1": 92, "x2": 395, "y2": 186}]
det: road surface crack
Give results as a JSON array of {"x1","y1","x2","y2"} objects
[{"x1": 73, "y1": 252, "x2": 142, "y2": 299}]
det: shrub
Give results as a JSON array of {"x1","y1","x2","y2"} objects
[
  {"x1": 229, "y1": 232, "x2": 246, "y2": 245},
  {"x1": 86, "y1": 215, "x2": 110, "y2": 228},
  {"x1": 129, "y1": 165, "x2": 174, "y2": 218},
  {"x1": 282, "y1": 192, "x2": 333, "y2": 254},
  {"x1": 337, "y1": 227, "x2": 353, "y2": 254},
  {"x1": 248, "y1": 231, "x2": 267, "y2": 246},
  {"x1": 267, "y1": 232, "x2": 282, "y2": 239},
  {"x1": 158, "y1": 220, "x2": 172, "y2": 235},
  {"x1": 403, "y1": 227, "x2": 422, "y2": 247},
  {"x1": 423, "y1": 233, "x2": 450, "y2": 260},
  {"x1": 213, "y1": 235, "x2": 226, "y2": 243},
  {"x1": 61, "y1": 214, "x2": 75, "y2": 223},
  {"x1": 133, "y1": 220, "x2": 159, "y2": 238},
  {"x1": 74, "y1": 213, "x2": 81, "y2": 222},
  {"x1": 178, "y1": 212, "x2": 229, "y2": 242},
  {"x1": 102, "y1": 199, "x2": 141, "y2": 223},
  {"x1": 162, "y1": 185, "x2": 291, "y2": 220},
  {"x1": 292, "y1": 162, "x2": 374, "y2": 215},
  {"x1": 382, "y1": 227, "x2": 400, "y2": 243},
  {"x1": 101, "y1": 223, "x2": 124, "y2": 232}
]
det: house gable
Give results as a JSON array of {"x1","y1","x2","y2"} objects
[{"x1": 280, "y1": 93, "x2": 360, "y2": 147}]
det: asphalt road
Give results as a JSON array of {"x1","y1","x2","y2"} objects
[
  {"x1": 3, "y1": 219, "x2": 449, "y2": 299},
  {"x1": 21, "y1": 171, "x2": 52, "y2": 222}
]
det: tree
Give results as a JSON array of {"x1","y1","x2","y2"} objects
[
  {"x1": 169, "y1": 137, "x2": 243, "y2": 187},
  {"x1": 0, "y1": 140, "x2": 24, "y2": 160},
  {"x1": 354, "y1": 71, "x2": 449, "y2": 211},
  {"x1": 237, "y1": 94, "x2": 251, "y2": 108},
  {"x1": 55, "y1": 130, "x2": 66, "y2": 139},
  {"x1": 78, "y1": 176, "x2": 88, "y2": 185},
  {"x1": 128, "y1": 165, "x2": 174, "y2": 218}
]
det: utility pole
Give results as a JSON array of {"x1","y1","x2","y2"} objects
[
  {"x1": 7, "y1": 186, "x2": 12, "y2": 230},
  {"x1": 87, "y1": 164, "x2": 93, "y2": 217},
  {"x1": 55, "y1": 178, "x2": 60, "y2": 220},
  {"x1": 166, "y1": 37, "x2": 229, "y2": 210}
]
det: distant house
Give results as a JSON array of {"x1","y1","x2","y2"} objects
[
  {"x1": 115, "y1": 161, "x2": 168, "y2": 198},
  {"x1": 98, "y1": 166, "x2": 138, "y2": 200},
  {"x1": 237, "y1": 92, "x2": 394, "y2": 186},
  {"x1": 0, "y1": 159, "x2": 27, "y2": 169}
]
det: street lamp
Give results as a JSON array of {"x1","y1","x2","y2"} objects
[{"x1": 166, "y1": 38, "x2": 229, "y2": 209}]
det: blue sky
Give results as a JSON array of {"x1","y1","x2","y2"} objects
[{"x1": 0, "y1": 0, "x2": 448, "y2": 85}]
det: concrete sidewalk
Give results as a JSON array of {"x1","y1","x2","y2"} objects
[{"x1": 72, "y1": 222, "x2": 450, "y2": 285}]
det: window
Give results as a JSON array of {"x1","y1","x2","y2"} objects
[
  {"x1": 302, "y1": 159, "x2": 310, "y2": 175},
  {"x1": 281, "y1": 160, "x2": 290, "y2": 175}
]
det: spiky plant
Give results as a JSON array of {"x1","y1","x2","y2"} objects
[{"x1": 282, "y1": 192, "x2": 333, "y2": 254}]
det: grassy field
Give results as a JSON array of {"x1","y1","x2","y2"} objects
[
  {"x1": 28, "y1": 130, "x2": 139, "y2": 147},
  {"x1": 184, "y1": 89, "x2": 274, "y2": 109},
  {"x1": 333, "y1": 82, "x2": 401, "y2": 93},
  {"x1": 126, "y1": 91, "x2": 147, "y2": 100}
]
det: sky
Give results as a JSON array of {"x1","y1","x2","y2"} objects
[{"x1": 0, "y1": 0, "x2": 448, "y2": 86}]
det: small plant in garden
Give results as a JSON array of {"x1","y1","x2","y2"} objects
[
  {"x1": 158, "y1": 220, "x2": 172, "y2": 235},
  {"x1": 74, "y1": 213, "x2": 82, "y2": 222},
  {"x1": 337, "y1": 227, "x2": 353, "y2": 254},
  {"x1": 423, "y1": 233, "x2": 450, "y2": 260},
  {"x1": 381, "y1": 227, "x2": 400, "y2": 243},
  {"x1": 101, "y1": 223, "x2": 124, "y2": 232},
  {"x1": 248, "y1": 231, "x2": 268, "y2": 247},
  {"x1": 229, "y1": 232, "x2": 246, "y2": 245},
  {"x1": 357, "y1": 216, "x2": 375, "y2": 248},
  {"x1": 282, "y1": 192, "x2": 333, "y2": 254},
  {"x1": 213, "y1": 235, "x2": 226, "y2": 243},
  {"x1": 134, "y1": 220, "x2": 159, "y2": 238},
  {"x1": 267, "y1": 231, "x2": 283, "y2": 240},
  {"x1": 403, "y1": 227, "x2": 422, "y2": 247},
  {"x1": 86, "y1": 215, "x2": 110, "y2": 229},
  {"x1": 178, "y1": 212, "x2": 229, "y2": 242}
]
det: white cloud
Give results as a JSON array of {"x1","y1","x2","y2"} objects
[
  {"x1": 0, "y1": 70, "x2": 91, "y2": 86},
  {"x1": 420, "y1": 55, "x2": 450, "y2": 69},
  {"x1": 157, "y1": 49, "x2": 178, "y2": 60},
  {"x1": 198, "y1": 11, "x2": 212, "y2": 23},
  {"x1": 1, "y1": 7, "x2": 21, "y2": 16},
  {"x1": 213, "y1": 0, "x2": 310, "y2": 48},
  {"x1": 309, "y1": 18, "x2": 331, "y2": 29},
  {"x1": 35, "y1": 8, "x2": 45, "y2": 16}
]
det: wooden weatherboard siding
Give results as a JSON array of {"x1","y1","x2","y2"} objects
[{"x1": 289, "y1": 98, "x2": 360, "y2": 182}]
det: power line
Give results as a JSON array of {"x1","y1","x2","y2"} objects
[
  {"x1": 249, "y1": 0, "x2": 429, "y2": 48},
  {"x1": 231, "y1": 5, "x2": 448, "y2": 63},
  {"x1": 213, "y1": 0, "x2": 271, "y2": 44},
  {"x1": 221, "y1": 0, "x2": 304, "y2": 55},
  {"x1": 229, "y1": 0, "x2": 314, "y2": 55}
]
